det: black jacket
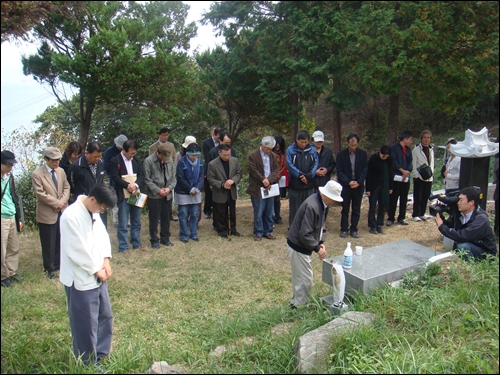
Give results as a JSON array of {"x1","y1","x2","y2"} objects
[
  {"x1": 1, "y1": 173, "x2": 21, "y2": 232},
  {"x1": 314, "y1": 146, "x2": 336, "y2": 187},
  {"x1": 68, "y1": 155, "x2": 106, "y2": 199},
  {"x1": 390, "y1": 142, "x2": 413, "y2": 176},
  {"x1": 439, "y1": 207, "x2": 497, "y2": 255},
  {"x1": 365, "y1": 153, "x2": 394, "y2": 193},
  {"x1": 336, "y1": 148, "x2": 368, "y2": 191},
  {"x1": 110, "y1": 153, "x2": 145, "y2": 201}
]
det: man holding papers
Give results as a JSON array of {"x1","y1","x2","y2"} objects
[
  {"x1": 247, "y1": 136, "x2": 279, "y2": 241},
  {"x1": 110, "y1": 140, "x2": 145, "y2": 253}
]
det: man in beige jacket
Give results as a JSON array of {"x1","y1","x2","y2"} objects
[{"x1": 32, "y1": 147, "x2": 70, "y2": 279}]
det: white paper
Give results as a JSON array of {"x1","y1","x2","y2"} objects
[
  {"x1": 278, "y1": 175, "x2": 287, "y2": 187},
  {"x1": 261, "y1": 184, "x2": 280, "y2": 199},
  {"x1": 393, "y1": 175, "x2": 409, "y2": 183}
]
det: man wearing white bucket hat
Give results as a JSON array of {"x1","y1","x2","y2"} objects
[{"x1": 287, "y1": 180, "x2": 343, "y2": 308}]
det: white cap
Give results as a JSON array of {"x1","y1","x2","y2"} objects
[
  {"x1": 182, "y1": 135, "x2": 197, "y2": 149},
  {"x1": 312, "y1": 130, "x2": 325, "y2": 142},
  {"x1": 319, "y1": 180, "x2": 343, "y2": 202}
]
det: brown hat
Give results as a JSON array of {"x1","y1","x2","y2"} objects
[
  {"x1": 43, "y1": 147, "x2": 62, "y2": 160},
  {"x1": 157, "y1": 144, "x2": 171, "y2": 161}
]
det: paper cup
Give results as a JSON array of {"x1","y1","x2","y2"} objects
[{"x1": 355, "y1": 246, "x2": 363, "y2": 256}]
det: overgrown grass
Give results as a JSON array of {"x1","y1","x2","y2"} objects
[
  {"x1": 326, "y1": 257, "x2": 499, "y2": 374},
  {"x1": 1, "y1": 206, "x2": 498, "y2": 374}
]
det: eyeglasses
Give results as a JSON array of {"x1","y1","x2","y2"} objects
[{"x1": 98, "y1": 203, "x2": 109, "y2": 212}]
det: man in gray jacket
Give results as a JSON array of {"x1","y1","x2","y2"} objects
[
  {"x1": 144, "y1": 144, "x2": 177, "y2": 248},
  {"x1": 287, "y1": 180, "x2": 343, "y2": 308}
]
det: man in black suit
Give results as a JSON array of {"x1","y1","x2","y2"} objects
[
  {"x1": 336, "y1": 134, "x2": 368, "y2": 239},
  {"x1": 109, "y1": 140, "x2": 146, "y2": 253},
  {"x1": 202, "y1": 126, "x2": 222, "y2": 219}
]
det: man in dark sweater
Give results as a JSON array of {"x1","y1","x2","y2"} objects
[
  {"x1": 435, "y1": 186, "x2": 497, "y2": 260},
  {"x1": 312, "y1": 130, "x2": 336, "y2": 190},
  {"x1": 287, "y1": 180, "x2": 343, "y2": 308},
  {"x1": 387, "y1": 131, "x2": 414, "y2": 226}
]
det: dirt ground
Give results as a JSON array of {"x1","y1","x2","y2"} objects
[{"x1": 191, "y1": 195, "x2": 453, "y2": 258}]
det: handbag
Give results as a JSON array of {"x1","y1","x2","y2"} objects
[{"x1": 417, "y1": 164, "x2": 433, "y2": 180}]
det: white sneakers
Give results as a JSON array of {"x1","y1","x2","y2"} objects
[{"x1": 413, "y1": 214, "x2": 432, "y2": 222}]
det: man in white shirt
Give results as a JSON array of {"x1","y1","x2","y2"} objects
[{"x1": 59, "y1": 184, "x2": 117, "y2": 368}]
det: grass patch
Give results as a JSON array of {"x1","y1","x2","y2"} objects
[{"x1": 2, "y1": 200, "x2": 498, "y2": 373}]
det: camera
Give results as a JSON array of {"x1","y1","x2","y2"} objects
[{"x1": 428, "y1": 186, "x2": 481, "y2": 217}]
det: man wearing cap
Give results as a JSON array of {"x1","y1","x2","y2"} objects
[
  {"x1": 104, "y1": 134, "x2": 128, "y2": 226},
  {"x1": 68, "y1": 141, "x2": 107, "y2": 227},
  {"x1": 32, "y1": 147, "x2": 70, "y2": 279},
  {"x1": 312, "y1": 130, "x2": 336, "y2": 190},
  {"x1": 287, "y1": 180, "x2": 343, "y2": 308},
  {"x1": 149, "y1": 126, "x2": 178, "y2": 221},
  {"x1": 247, "y1": 136, "x2": 279, "y2": 241},
  {"x1": 1, "y1": 151, "x2": 23, "y2": 287},
  {"x1": 110, "y1": 140, "x2": 145, "y2": 253},
  {"x1": 143, "y1": 143, "x2": 177, "y2": 248}
]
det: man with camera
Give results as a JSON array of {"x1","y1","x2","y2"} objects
[{"x1": 435, "y1": 186, "x2": 497, "y2": 260}]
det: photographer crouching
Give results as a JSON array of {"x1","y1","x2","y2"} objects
[{"x1": 434, "y1": 186, "x2": 497, "y2": 260}]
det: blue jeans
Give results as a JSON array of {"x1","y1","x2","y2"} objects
[
  {"x1": 456, "y1": 242, "x2": 489, "y2": 260},
  {"x1": 117, "y1": 199, "x2": 142, "y2": 252},
  {"x1": 178, "y1": 204, "x2": 199, "y2": 241},
  {"x1": 251, "y1": 195, "x2": 274, "y2": 237}
]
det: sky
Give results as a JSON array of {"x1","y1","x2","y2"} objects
[{"x1": 0, "y1": 1, "x2": 223, "y2": 138}]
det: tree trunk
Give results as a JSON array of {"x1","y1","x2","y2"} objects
[
  {"x1": 332, "y1": 106, "x2": 341, "y2": 155},
  {"x1": 291, "y1": 92, "x2": 299, "y2": 141},
  {"x1": 387, "y1": 92, "x2": 399, "y2": 144}
]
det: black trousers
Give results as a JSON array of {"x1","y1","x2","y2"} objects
[
  {"x1": 203, "y1": 177, "x2": 213, "y2": 215},
  {"x1": 368, "y1": 186, "x2": 386, "y2": 228},
  {"x1": 388, "y1": 180, "x2": 410, "y2": 222},
  {"x1": 38, "y1": 213, "x2": 61, "y2": 273},
  {"x1": 412, "y1": 178, "x2": 433, "y2": 218},
  {"x1": 147, "y1": 197, "x2": 172, "y2": 244},
  {"x1": 213, "y1": 198, "x2": 237, "y2": 235},
  {"x1": 340, "y1": 186, "x2": 363, "y2": 232}
]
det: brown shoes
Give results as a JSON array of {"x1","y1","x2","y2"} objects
[
  {"x1": 263, "y1": 234, "x2": 276, "y2": 240},
  {"x1": 254, "y1": 236, "x2": 262, "y2": 241}
]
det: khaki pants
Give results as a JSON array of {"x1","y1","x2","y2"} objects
[
  {"x1": 1, "y1": 217, "x2": 19, "y2": 280},
  {"x1": 288, "y1": 245, "x2": 313, "y2": 306}
]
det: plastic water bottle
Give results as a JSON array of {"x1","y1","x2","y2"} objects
[{"x1": 343, "y1": 242, "x2": 353, "y2": 269}]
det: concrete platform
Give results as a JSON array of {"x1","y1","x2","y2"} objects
[{"x1": 322, "y1": 240, "x2": 442, "y2": 297}]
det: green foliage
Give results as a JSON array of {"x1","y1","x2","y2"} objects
[{"x1": 22, "y1": 1, "x2": 199, "y2": 146}]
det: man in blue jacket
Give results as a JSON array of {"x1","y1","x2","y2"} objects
[
  {"x1": 336, "y1": 134, "x2": 368, "y2": 238},
  {"x1": 435, "y1": 186, "x2": 497, "y2": 260},
  {"x1": 286, "y1": 130, "x2": 318, "y2": 226}
]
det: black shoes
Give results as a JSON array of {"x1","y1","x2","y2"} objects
[
  {"x1": 1, "y1": 278, "x2": 12, "y2": 287},
  {"x1": 340, "y1": 231, "x2": 348, "y2": 238},
  {"x1": 220, "y1": 234, "x2": 231, "y2": 241},
  {"x1": 204, "y1": 213, "x2": 211, "y2": 219},
  {"x1": 160, "y1": 240, "x2": 174, "y2": 247},
  {"x1": 151, "y1": 242, "x2": 160, "y2": 248},
  {"x1": 180, "y1": 239, "x2": 189, "y2": 243},
  {"x1": 369, "y1": 228, "x2": 378, "y2": 234},
  {"x1": 350, "y1": 231, "x2": 359, "y2": 238},
  {"x1": 377, "y1": 226, "x2": 384, "y2": 234},
  {"x1": 47, "y1": 272, "x2": 55, "y2": 279},
  {"x1": 231, "y1": 231, "x2": 242, "y2": 237}
]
